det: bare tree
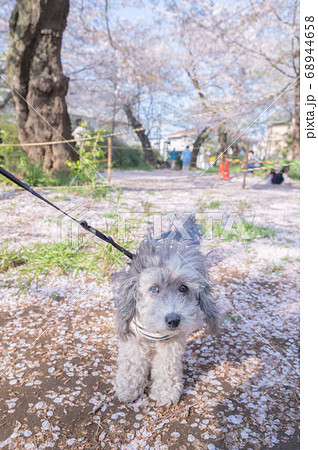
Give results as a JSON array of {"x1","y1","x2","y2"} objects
[{"x1": 7, "y1": 0, "x2": 78, "y2": 173}]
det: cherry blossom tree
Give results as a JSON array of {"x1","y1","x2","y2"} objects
[
  {"x1": 154, "y1": 0, "x2": 299, "y2": 158},
  {"x1": 62, "y1": 0, "x2": 177, "y2": 165},
  {"x1": 0, "y1": 0, "x2": 299, "y2": 167}
]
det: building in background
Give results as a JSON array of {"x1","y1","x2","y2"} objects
[
  {"x1": 259, "y1": 121, "x2": 293, "y2": 159},
  {"x1": 165, "y1": 129, "x2": 196, "y2": 152},
  {"x1": 149, "y1": 129, "x2": 196, "y2": 163},
  {"x1": 165, "y1": 129, "x2": 212, "y2": 168}
]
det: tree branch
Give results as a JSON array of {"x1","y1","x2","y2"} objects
[
  {"x1": 105, "y1": 0, "x2": 116, "y2": 50},
  {"x1": 0, "y1": 91, "x2": 12, "y2": 109}
]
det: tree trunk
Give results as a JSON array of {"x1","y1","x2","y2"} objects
[
  {"x1": 218, "y1": 125, "x2": 228, "y2": 156},
  {"x1": 190, "y1": 127, "x2": 210, "y2": 168},
  {"x1": 123, "y1": 104, "x2": 156, "y2": 166},
  {"x1": 230, "y1": 142, "x2": 241, "y2": 156},
  {"x1": 292, "y1": 76, "x2": 300, "y2": 159},
  {"x1": 7, "y1": 0, "x2": 78, "y2": 174}
]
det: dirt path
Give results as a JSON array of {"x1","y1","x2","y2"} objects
[{"x1": 0, "y1": 171, "x2": 299, "y2": 449}]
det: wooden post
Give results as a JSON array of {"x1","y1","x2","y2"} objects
[
  {"x1": 108, "y1": 137, "x2": 112, "y2": 184},
  {"x1": 242, "y1": 143, "x2": 249, "y2": 189}
]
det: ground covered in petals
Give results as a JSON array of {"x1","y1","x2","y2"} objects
[{"x1": 0, "y1": 170, "x2": 299, "y2": 449}]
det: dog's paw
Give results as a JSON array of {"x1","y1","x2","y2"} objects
[
  {"x1": 115, "y1": 388, "x2": 141, "y2": 404},
  {"x1": 149, "y1": 382, "x2": 182, "y2": 406},
  {"x1": 149, "y1": 389, "x2": 181, "y2": 406},
  {"x1": 115, "y1": 368, "x2": 148, "y2": 403}
]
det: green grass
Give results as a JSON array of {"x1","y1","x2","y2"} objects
[
  {"x1": 0, "y1": 241, "x2": 91, "y2": 275},
  {"x1": 236, "y1": 200, "x2": 251, "y2": 216},
  {"x1": 273, "y1": 264, "x2": 285, "y2": 271},
  {"x1": 196, "y1": 197, "x2": 221, "y2": 213},
  {"x1": 0, "y1": 224, "x2": 138, "y2": 279},
  {"x1": 1, "y1": 277, "x2": 33, "y2": 295},
  {"x1": 49, "y1": 291, "x2": 64, "y2": 301},
  {"x1": 281, "y1": 255, "x2": 293, "y2": 262},
  {"x1": 22, "y1": 242, "x2": 91, "y2": 275},
  {"x1": 45, "y1": 185, "x2": 124, "y2": 209},
  {"x1": 223, "y1": 313, "x2": 241, "y2": 330},
  {"x1": 141, "y1": 200, "x2": 153, "y2": 213},
  {"x1": 273, "y1": 158, "x2": 300, "y2": 181},
  {"x1": 104, "y1": 212, "x2": 117, "y2": 219},
  {"x1": 0, "y1": 241, "x2": 28, "y2": 272},
  {"x1": 242, "y1": 221, "x2": 276, "y2": 240},
  {"x1": 209, "y1": 200, "x2": 221, "y2": 209},
  {"x1": 91, "y1": 184, "x2": 111, "y2": 200},
  {"x1": 50, "y1": 194, "x2": 71, "y2": 201},
  {"x1": 287, "y1": 161, "x2": 300, "y2": 180},
  {"x1": 210, "y1": 219, "x2": 276, "y2": 242},
  {"x1": 0, "y1": 241, "x2": 125, "y2": 277},
  {"x1": 265, "y1": 264, "x2": 285, "y2": 274}
]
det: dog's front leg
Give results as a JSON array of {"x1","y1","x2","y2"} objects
[
  {"x1": 150, "y1": 337, "x2": 186, "y2": 406},
  {"x1": 115, "y1": 336, "x2": 150, "y2": 403}
]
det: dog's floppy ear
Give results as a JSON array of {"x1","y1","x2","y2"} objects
[
  {"x1": 115, "y1": 273, "x2": 139, "y2": 341},
  {"x1": 198, "y1": 286, "x2": 220, "y2": 335}
]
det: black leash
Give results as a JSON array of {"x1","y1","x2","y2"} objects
[{"x1": 0, "y1": 166, "x2": 135, "y2": 260}]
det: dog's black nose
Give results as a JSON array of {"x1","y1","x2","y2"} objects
[{"x1": 165, "y1": 313, "x2": 181, "y2": 329}]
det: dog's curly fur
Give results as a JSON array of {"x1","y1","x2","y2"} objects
[{"x1": 114, "y1": 238, "x2": 220, "y2": 406}]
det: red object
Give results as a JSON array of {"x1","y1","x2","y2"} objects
[
  {"x1": 219, "y1": 160, "x2": 224, "y2": 178},
  {"x1": 223, "y1": 157, "x2": 230, "y2": 180}
]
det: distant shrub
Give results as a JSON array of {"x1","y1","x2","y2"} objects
[
  {"x1": 0, "y1": 119, "x2": 24, "y2": 173},
  {"x1": 285, "y1": 159, "x2": 300, "y2": 180},
  {"x1": 111, "y1": 146, "x2": 144, "y2": 168}
]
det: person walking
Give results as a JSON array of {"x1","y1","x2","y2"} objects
[
  {"x1": 181, "y1": 145, "x2": 192, "y2": 172},
  {"x1": 170, "y1": 148, "x2": 178, "y2": 170}
]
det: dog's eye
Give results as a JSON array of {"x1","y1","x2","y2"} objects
[
  {"x1": 179, "y1": 284, "x2": 188, "y2": 293},
  {"x1": 150, "y1": 285, "x2": 160, "y2": 294}
]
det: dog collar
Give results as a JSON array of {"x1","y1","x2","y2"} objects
[{"x1": 131, "y1": 319, "x2": 174, "y2": 341}]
